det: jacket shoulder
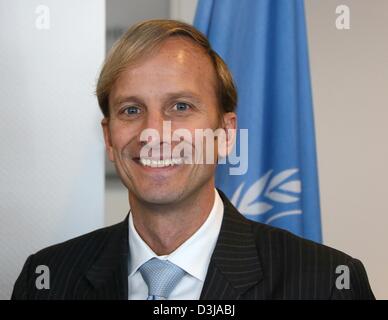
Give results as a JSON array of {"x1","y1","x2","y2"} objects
[
  {"x1": 247, "y1": 219, "x2": 374, "y2": 299},
  {"x1": 249, "y1": 219, "x2": 353, "y2": 262},
  {"x1": 11, "y1": 219, "x2": 127, "y2": 300},
  {"x1": 31, "y1": 220, "x2": 124, "y2": 262}
]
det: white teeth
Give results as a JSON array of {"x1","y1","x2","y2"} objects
[
  {"x1": 139, "y1": 158, "x2": 151, "y2": 167},
  {"x1": 139, "y1": 158, "x2": 184, "y2": 168}
]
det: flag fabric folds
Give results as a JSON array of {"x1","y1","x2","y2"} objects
[{"x1": 194, "y1": 0, "x2": 322, "y2": 242}]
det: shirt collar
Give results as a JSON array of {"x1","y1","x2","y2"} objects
[{"x1": 128, "y1": 189, "x2": 224, "y2": 281}]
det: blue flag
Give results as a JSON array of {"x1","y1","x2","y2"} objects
[{"x1": 194, "y1": 0, "x2": 322, "y2": 242}]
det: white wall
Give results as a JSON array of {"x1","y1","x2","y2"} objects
[
  {"x1": 106, "y1": 0, "x2": 170, "y2": 51},
  {"x1": 0, "y1": 0, "x2": 106, "y2": 299},
  {"x1": 305, "y1": 0, "x2": 388, "y2": 300},
  {"x1": 170, "y1": 0, "x2": 198, "y2": 23}
]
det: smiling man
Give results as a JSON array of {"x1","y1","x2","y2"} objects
[
  {"x1": 12, "y1": 20, "x2": 374, "y2": 300},
  {"x1": 101, "y1": 34, "x2": 235, "y2": 259}
]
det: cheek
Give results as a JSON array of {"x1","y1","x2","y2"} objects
[{"x1": 110, "y1": 124, "x2": 136, "y2": 149}]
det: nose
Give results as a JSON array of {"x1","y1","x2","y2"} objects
[
  {"x1": 138, "y1": 109, "x2": 171, "y2": 155},
  {"x1": 143, "y1": 109, "x2": 165, "y2": 135}
]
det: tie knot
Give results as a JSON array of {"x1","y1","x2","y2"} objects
[{"x1": 139, "y1": 258, "x2": 186, "y2": 300}]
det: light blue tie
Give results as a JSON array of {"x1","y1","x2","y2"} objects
[{"x1": 139, "y1": 258, "x2": 186, "y2": 300}]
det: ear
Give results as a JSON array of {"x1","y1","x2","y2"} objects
[
  {"x1": 218, "y1": 112, "x2": 237, "y2": 158},
  {"x1": 101, "y1": 118, "x2": 115, "y2": 162}
]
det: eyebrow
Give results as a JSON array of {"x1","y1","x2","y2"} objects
[{"x1": 112, "y1": 90, "x2": 203, "y2": 109}]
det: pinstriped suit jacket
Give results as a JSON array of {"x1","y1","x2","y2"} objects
[{"x1": 11, "y1": 190, "x2": 375, "y2": 300}]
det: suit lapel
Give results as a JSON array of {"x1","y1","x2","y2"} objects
[
  {"x1": 200, "y1": 190, "x2": 264, "y2": 299},
  {"x1": 84, "y1": 215, "x2": 129, "y2": 299}
]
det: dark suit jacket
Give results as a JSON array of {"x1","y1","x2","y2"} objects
[{"x1": 11, "y1": 190, "x2": 375, "y2": 300}]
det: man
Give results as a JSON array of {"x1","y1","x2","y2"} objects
[{"x1": 12, "y1": 19, "x2": 374, "y2": 300}]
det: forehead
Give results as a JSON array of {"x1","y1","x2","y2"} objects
[
  {"x1": 110, "y1": 37, "x2": 218, "y2": 104},
  {"x1": 136, "y1": 36, "x2": 214, "y2": 74}
]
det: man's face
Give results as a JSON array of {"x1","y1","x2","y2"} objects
[{"x1": 102, "y1": 37, "x2": 236, "y2": 206}]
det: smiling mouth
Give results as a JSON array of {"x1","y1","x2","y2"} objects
[{"x1": 134, "y1": 157, "x2": 185, "y2": 168}]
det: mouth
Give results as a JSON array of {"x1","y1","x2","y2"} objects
[{"x1": 133, "y1": 157, "x2": 185, "y2": 168}]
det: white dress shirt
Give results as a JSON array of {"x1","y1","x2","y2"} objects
[{"x1": 128, "y1": 189, "x2": 224, "y2": 300}]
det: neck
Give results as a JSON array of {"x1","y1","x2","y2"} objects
[{"x1": 129, "y1": 185, "x2": 216, "y2": 256}]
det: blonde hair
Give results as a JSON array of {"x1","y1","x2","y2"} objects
[{"x1": 96, "y1": 19, "x2": 237, "y2": 117}]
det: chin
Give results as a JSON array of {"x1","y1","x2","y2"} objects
[{"x1": 135, "y1": 186, "x2": 185, "y2": 205}]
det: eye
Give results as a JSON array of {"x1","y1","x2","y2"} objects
[
  {"x1": 173, "y1": 102, "x2": 191, "y2": 112},
  {"x1": 123, "y1": 105, "x2": 141, "y2": 115}
]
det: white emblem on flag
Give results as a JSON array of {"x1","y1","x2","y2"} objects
[{"x1": 231, "y1": 168, "x2": 302, "y2": 224}]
